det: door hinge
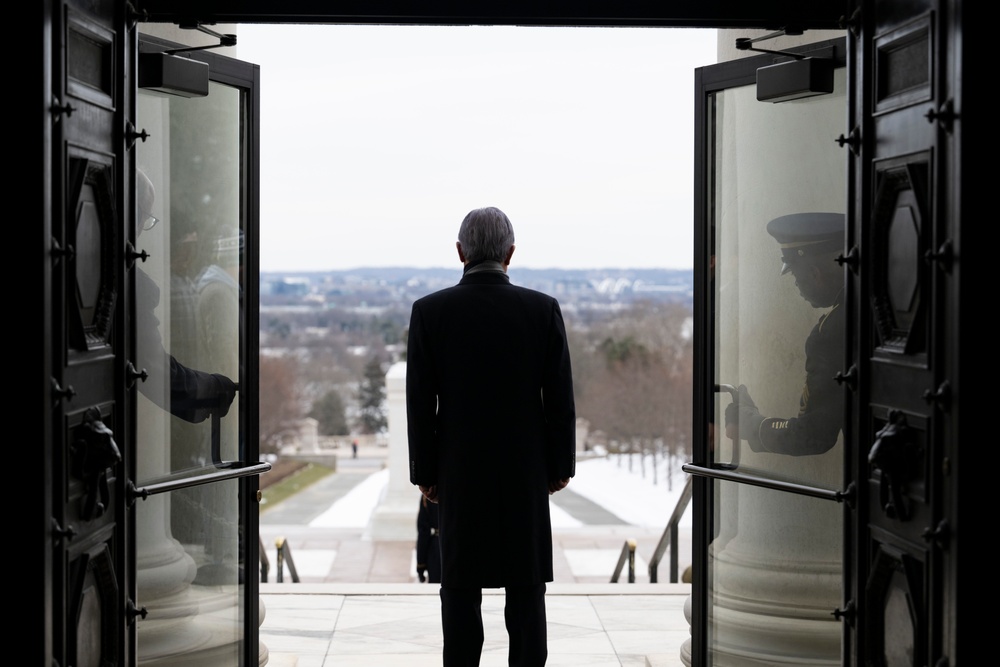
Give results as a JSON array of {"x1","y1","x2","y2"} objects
[
  {"x1": 922, "y1": 519, "x2": 950, "y2": 550},
  {"x1": 835, "y1": 127, "x2": 860, "y2": 155},
  {"x1": 832, "y1": 599, "x2": 855, "y2": 626},
  {"x1": 836, "y1": 246, "x2": 860, "y2": 274},
  {"x1": 922, "y1": 381, "x2": 951, "y2": 411},
  {"x1": 126, "y1": 241, "x2": 150, "y2": 269},
  {"x1": 125, "y1": 121, "x2": 150, "y2": 151},
  {"x1": 840, "y1": 7, "x2": 862, "y2": 38},
  {"x1": 127, "y1": 361, "x2": 149, "y2": 388},
  {"x1": 924, "y1": 239, "x2": 954, "y2": 273},
  {"x1": 925, "y1": 98, "x2": 957, "y2": 133},
  {"x1": 50, "y1": 96, "x2": 76, "y2": 121},
  {"x1": 126, "y1": 599, "x2": 148, "y2": 626},
  {"x1": 126, "y1": 1, "x2": 148, "y2": 30},
  {"x1": 51, "y1": 377, "x2": 76, "y2": 403},
  {"x1": 834, "y1": 364, "x2": 857, "y2": 390},
  {"x1": 50, "y1": 238, "x2": 75, "y2": 262},
  {"x1": 50, "y1": 517, "x2": 77, "y2": 542}
]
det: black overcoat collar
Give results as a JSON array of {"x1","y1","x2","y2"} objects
[{"x1": 458, "y1": 268, "x2": 510, "y2": 286}]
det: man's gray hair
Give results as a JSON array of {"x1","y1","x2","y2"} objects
[{"x1": 457, "y1": 207, "x2": 515, "y2": 263}]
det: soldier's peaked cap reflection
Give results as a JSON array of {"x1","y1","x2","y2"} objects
[{"x1": 766, "y1": 212, "x2": 844, "y2": 274}]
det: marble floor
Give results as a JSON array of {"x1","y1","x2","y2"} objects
[
  {"x1": 257, "y1": 451, "x2": 693, "y2": 665},
  {"x1": 260, "y1": 582, "x2": 691, "y2": 667}
]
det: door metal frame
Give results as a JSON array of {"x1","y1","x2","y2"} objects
[
  {"x1": 132, "y1": 32, "x2": 265, "y2": 664},
  {"x1": 690, "y1": 38, "x2": 849, "y2": 666}
]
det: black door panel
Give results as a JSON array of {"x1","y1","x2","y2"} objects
[
  {"x1": 849, "y1": 1, "x2": 949, "y2": 664},
  {"x1": 52, "y1": 3, "x2": 129, "y2": 665}
]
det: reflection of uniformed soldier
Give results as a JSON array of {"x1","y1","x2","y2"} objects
[
  {"x1": 135, "y1": 168, "x2": 237, "y2": 424},
  {"x1": 726, "y1": 212, "x2": 845, "y2": 456},
  {"x1": 416, "y1": 494, "x2": 442, "y2": 583}
]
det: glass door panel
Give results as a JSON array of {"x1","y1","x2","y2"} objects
[
  {"x1": 695, "y1": 44, "x2": 848, "y2": 666},
  {"x1": 135, "y1": 80, "x2": 243, "y2": 479},
  {"x1": 135, "y1": 75, "x2": 247, "y2": 665},
  {"x1": 711, "y1": 69, "x2": 847, "y2": 490},
  {"x1": 707, "y1": 479, "x2": 842, "y2": 661}
]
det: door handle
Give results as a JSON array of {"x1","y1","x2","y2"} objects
[
  {"x1": 715, "y1": 384, "x2": 740, "y2": 469},
  {"x1": 868, "y1": 409, "x2": 914, "y2": 521},
  {"x1": 71, "y1": 407, "x2": 122, "y2": 520}
]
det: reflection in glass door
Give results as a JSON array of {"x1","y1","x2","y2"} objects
[
  {"x1": 134, "y1": 70, "x2": 249, "y2": 664},
  {"x1": 688, "y1": 41, "x2": 848, "y2": 666}
]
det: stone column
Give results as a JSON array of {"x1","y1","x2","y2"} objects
[{"x1": 135, "y1": 395, "x2": 253, "y2": 666}]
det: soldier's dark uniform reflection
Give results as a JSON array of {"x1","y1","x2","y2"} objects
[
  {"x1": 135, "y1": 169, "x2": 237, "y2": 426},
  {"x1": 726, "y1": 212, "x2": 845, "y2": 456}
]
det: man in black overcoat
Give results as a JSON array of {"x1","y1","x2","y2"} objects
[{"x1": 406, "y1": 206, "x2": 576, "y2": 666}]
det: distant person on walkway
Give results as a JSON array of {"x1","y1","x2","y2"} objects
[
  {"x1": 407, "y1": 206, "x2": 576, "y2": 666},
  {"x1": 351, "y1": 438, "x2": 358, "y2": 459},
  {"x1": 416, "y1": 494, "x2": 442, "y2": 583}
]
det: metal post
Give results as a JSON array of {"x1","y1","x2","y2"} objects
[{"x1": 259, "y1": 534, "x2": 270, "y2": 583}]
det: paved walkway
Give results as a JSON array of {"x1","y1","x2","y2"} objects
[{"x1": 258, "y1": 447, "x2": 692, "y2": 666}]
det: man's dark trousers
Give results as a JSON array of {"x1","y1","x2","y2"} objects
[{"x1": 440, "y1": 583, "x2": 547, "y2": 666}]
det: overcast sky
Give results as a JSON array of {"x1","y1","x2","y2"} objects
[{"x1": 235, "y1": 24, "x2": 718, "y2": 272}]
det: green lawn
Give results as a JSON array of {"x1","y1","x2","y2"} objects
[{"x1": 259, "y1": 463, "x2": 335, "y2": 513}]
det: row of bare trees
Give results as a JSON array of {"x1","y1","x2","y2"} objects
[
  {"x1": 258, "y1": 298, "x2": 692, "y2": 460},
  {"x1": 567, "y1": 300, "x2": 693, "y2": 484}
]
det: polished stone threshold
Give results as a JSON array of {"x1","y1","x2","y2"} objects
[{"x1": 261, "y1": 582, "x2": 691, "y2": 666}]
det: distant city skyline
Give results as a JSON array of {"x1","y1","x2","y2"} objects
[
  {"x1": 259, "y1": 266, "x2": 694, "y2": 314},
  {"x1": 235, "y1": 24, "x2": 718, "y2": 272}
]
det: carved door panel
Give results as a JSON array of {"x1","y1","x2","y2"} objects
[
  {"x1": 847, "y1": 1, "x2": 954, "y2": 664},
  {"x1": 51, "y1": 2, "x2": 133, "y2": 665}
]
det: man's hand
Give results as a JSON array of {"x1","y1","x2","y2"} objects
[
  {"x1": 724, "y1": 385, "x2": 765, "y2": 447},
  {"x1": 212, "y1": 373, "x2": 238, "y2": 418},
  {"x1": 417, "y1": 566, "x2": 426, "y2": 583},
  {"x1": 419, "y1": 485, "x2": 438, "y2": 503},
  {"x1": 548, "y1": 478, "x2": 570, "y2": 495}
]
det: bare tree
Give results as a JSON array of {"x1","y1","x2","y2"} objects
[
  {"x1": 568, "y1": 300, "x2": 692, "y2": 487},
  {"x1": 259, "y1": 353, "x2": 304, "y2": 454}
]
